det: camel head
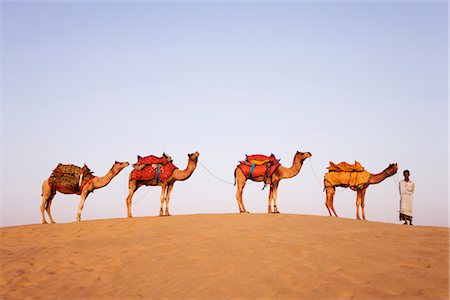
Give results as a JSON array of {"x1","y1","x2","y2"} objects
[
  {"x1": 296, "y1": 151, "x2": 312, "y2": 161},
  {"x1": 112, "y1": 161, "x2": 130, "y2": 174},
  {"x1": 386, "y1": 163, "x2": 398, "y2": 176},
  {"x1": 188, "y1": 152, "x2": 200, "y2": 164}
]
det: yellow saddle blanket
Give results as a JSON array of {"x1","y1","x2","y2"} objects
[
  {"x1": 324, "y1": 170, "x2": 370, "y2": 189},
  {"x1": 324, "y1": 161, "x2": 369, "y2": 189}
]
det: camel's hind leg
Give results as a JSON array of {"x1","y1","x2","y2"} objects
[
  {"x1": 325, "y1": 187, "x2": 338, "y2": 217},
  {"x1": 126, "y1": 180, "x2": 138, "y2": 218},
  {"x1": 45, "y1": 196, "x2": 56, "y2": 224},
  {"x1": 41, "y1": 179, "x2": 55, "y2": 224},
  {"x1": 235, "y1": 168, "x2": 249, "y2": 213}
]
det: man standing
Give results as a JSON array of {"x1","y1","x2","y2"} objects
[{"x1": 399, "y1": 170, "x2": 415, "y2": 225}]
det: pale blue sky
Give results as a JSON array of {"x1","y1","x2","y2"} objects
[{"x1": 1, "y1": 1, "x2": 448, "y2": 227}]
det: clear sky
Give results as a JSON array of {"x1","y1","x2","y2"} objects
[{"x1": 1, "y1": 1, "x2": 448, "y2": 227}]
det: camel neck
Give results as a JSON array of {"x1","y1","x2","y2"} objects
[
  {"x1": 369, "y1": 168, "x2": 392, "y2": 185},
  {"x1": 94, "y1": 168, "x2": 116, "y2": 188},
  {"x1": 278, "y1": 155, "x2": 304, "y2": 179},
  {"x1": 174, "y1": 159, "x2": 197, "y2": 181}
]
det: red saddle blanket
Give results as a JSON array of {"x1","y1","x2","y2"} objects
[
  {"x1": 136, "y1": 153, "x2": 172, "y2": 165},
  {"x1": 130, "y1": 162, "x2": 178, "y2": 183},
  {"x1": 237, "y1": 154, "x2": 281, "y2": 181},
  {"x1": 49, "y1": 164, "x2": 95, "y2": 195}
]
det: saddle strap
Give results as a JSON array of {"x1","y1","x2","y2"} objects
[
  {"x1": 249, "y1": 164, "x2": 256, "y2": 179},
  {"x1": 155, "y1": 164, "x2": 161, "y2": 185}
]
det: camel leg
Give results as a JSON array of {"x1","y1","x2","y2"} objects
[
  {"x1": 126, "y1": 180, "x2": 138, "y2": 218},
  {"x1": 45, "y1": 195, "x2": 56, "y2": 224},
  {"x1": 76, "y1": 190, "x2": 89, "y2": 222},
  {"x1": 356, "y1": 190, "x2": 362, "y2": 220},
  {"x1": 165, "y1": 183, "x2": 174, "y2": 216},
  {"x1": 235, "y1": 169, "x2": 249, "y2": 213},
  {"x1": 272, "y1": 181, "x2": 280, "y2": 213},
  {"x1": 361, "y1": 188, "x2": 367, "y2": 221},
  {"x1": 325, "y1": 187, "x2": 338, "y2": 217},
  {"x1": 159, "y1": 185, "x2": 167, "y2": 216},
  {"x1": 236, "y1": 180, "x2": 247, "y2": 213},
  {"x1": 41, "y1": 180, "x2": 53, "y2": 224},
  {"x1": 268, "y1": 185, "x2": 274, "y2": 213}
]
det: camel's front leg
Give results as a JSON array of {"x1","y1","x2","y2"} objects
[
  {"x1": 272, "y1": 181, "x2": 280, "y2": 213},
  {"x1": 360, "y1": 188, "x2": 367, "y2": 221},
  {"x1": 126, "y1": 180, "x2": 138, "y2": 218},
  {"x1": 159, "y1": 185, "x2": 167, "y2": 216},
  {"x1": 76, "y1": 191, "x2": 89, "y2": 221},
  {"x1": 356, "y1": 190, "x2": 362, "y2": 220},
  {"x1": 268, "y1": 186, "x2": 274, "y2": 213},
  {"x1": 165, "y1": 183, "x2": 175, "y2": 216}
]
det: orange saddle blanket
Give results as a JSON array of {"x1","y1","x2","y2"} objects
[
  {"x1": 237, "y1": 154, "x2": 281, "y2": 181},
  {"x1": 327, "y1": 161, "x2": 364, "y2": 172},
  {"x1": 130, "y1": 162, "x2": 177, "y2": 184}
]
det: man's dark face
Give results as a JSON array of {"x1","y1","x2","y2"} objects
[{"x1": 403, "y1": 171, "x2": 410, "y2": 180}]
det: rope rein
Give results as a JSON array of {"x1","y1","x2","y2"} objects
[
  {"x1": 199, "y1": 161, "x2": 235, "y2": 185},
  {"x1": 308, "y1": 158, "x2": 324, "y2": 187}
]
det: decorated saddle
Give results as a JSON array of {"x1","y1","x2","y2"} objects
[
  {"x1": 130, "y1": 153, "x2": 177, "y2": 184},
  {"x1": 324, "y1": 161, "x2": 370, "y2": 190},
  {"x1": 136, "y1": 153, "x2": 172, "y2": 166},
  {"x1": 237, "y1": 153, "x2": 281, "y2": 183},
  {"x1": 49, "y1": 164, "x2": 95, "y2": 195}
]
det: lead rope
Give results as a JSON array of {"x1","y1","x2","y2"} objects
[
  {"x1": 199, "y1": 161, "x2": 235, "y2": 185},
  {"x1": 392, "y1": 172, "x2": 399, "y2": 190},
  {"x1": 199, "y1": 161, "x2": 254, "y2": 186},
  {"x1": 308, "y1": 158, "x2": 323, "y2": 188},
  {"x1": 309, "y1": 158, "x2": 345, "y2": 193},
  {"x1": 132, "y1": 189, "x2": 151, "y2": 206},
  {"x1": 122, "y1": 170, "x2": 152, "y2": 207}
]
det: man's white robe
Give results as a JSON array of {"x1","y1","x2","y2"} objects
[{"x1": 399, "y1": 180, "x2": 415, "y2": 216}]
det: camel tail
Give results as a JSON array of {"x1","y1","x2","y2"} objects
[{"x1": 233, "y1": 169, "x2": 237, "y2": 186}]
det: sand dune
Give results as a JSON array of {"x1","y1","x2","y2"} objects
[{"x1": 1, "y1": 214, "x2": 448, "y2": 299}]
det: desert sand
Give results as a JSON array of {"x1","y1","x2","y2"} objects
[{"x1": 1, "y1": 214, "x2": 448, "y2": 299}]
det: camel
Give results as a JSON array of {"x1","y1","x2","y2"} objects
[
  {"x1": 40, "y1": 161, "x2": 130, "y2": 223},
  {"x1": 324, "y1": 163, "x2": 398, "y2": 220},
  {"x1": 126, "y1": 152, "x2": 199, "y2": 217},
  {"x1": 234, "y1": 151, "x2": 312, "y2": 213}
]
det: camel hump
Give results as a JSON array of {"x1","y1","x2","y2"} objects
[
  {"x1": 137, "y1": 153, "x2": 172, "y2": 165},
  {"x1": 327, "y1": 161, "x2": 364, "y2": 172},
  {"x1": 245, "y1": 154, "x2": 279, "y2": 166}
]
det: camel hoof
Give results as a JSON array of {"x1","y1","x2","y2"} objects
[
  {"x1": 42, "y1": 221, "x2": 47, "y2": 224},
  {"x1": 274, "y1": 211, "x2": 280, "y2": 214}
]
